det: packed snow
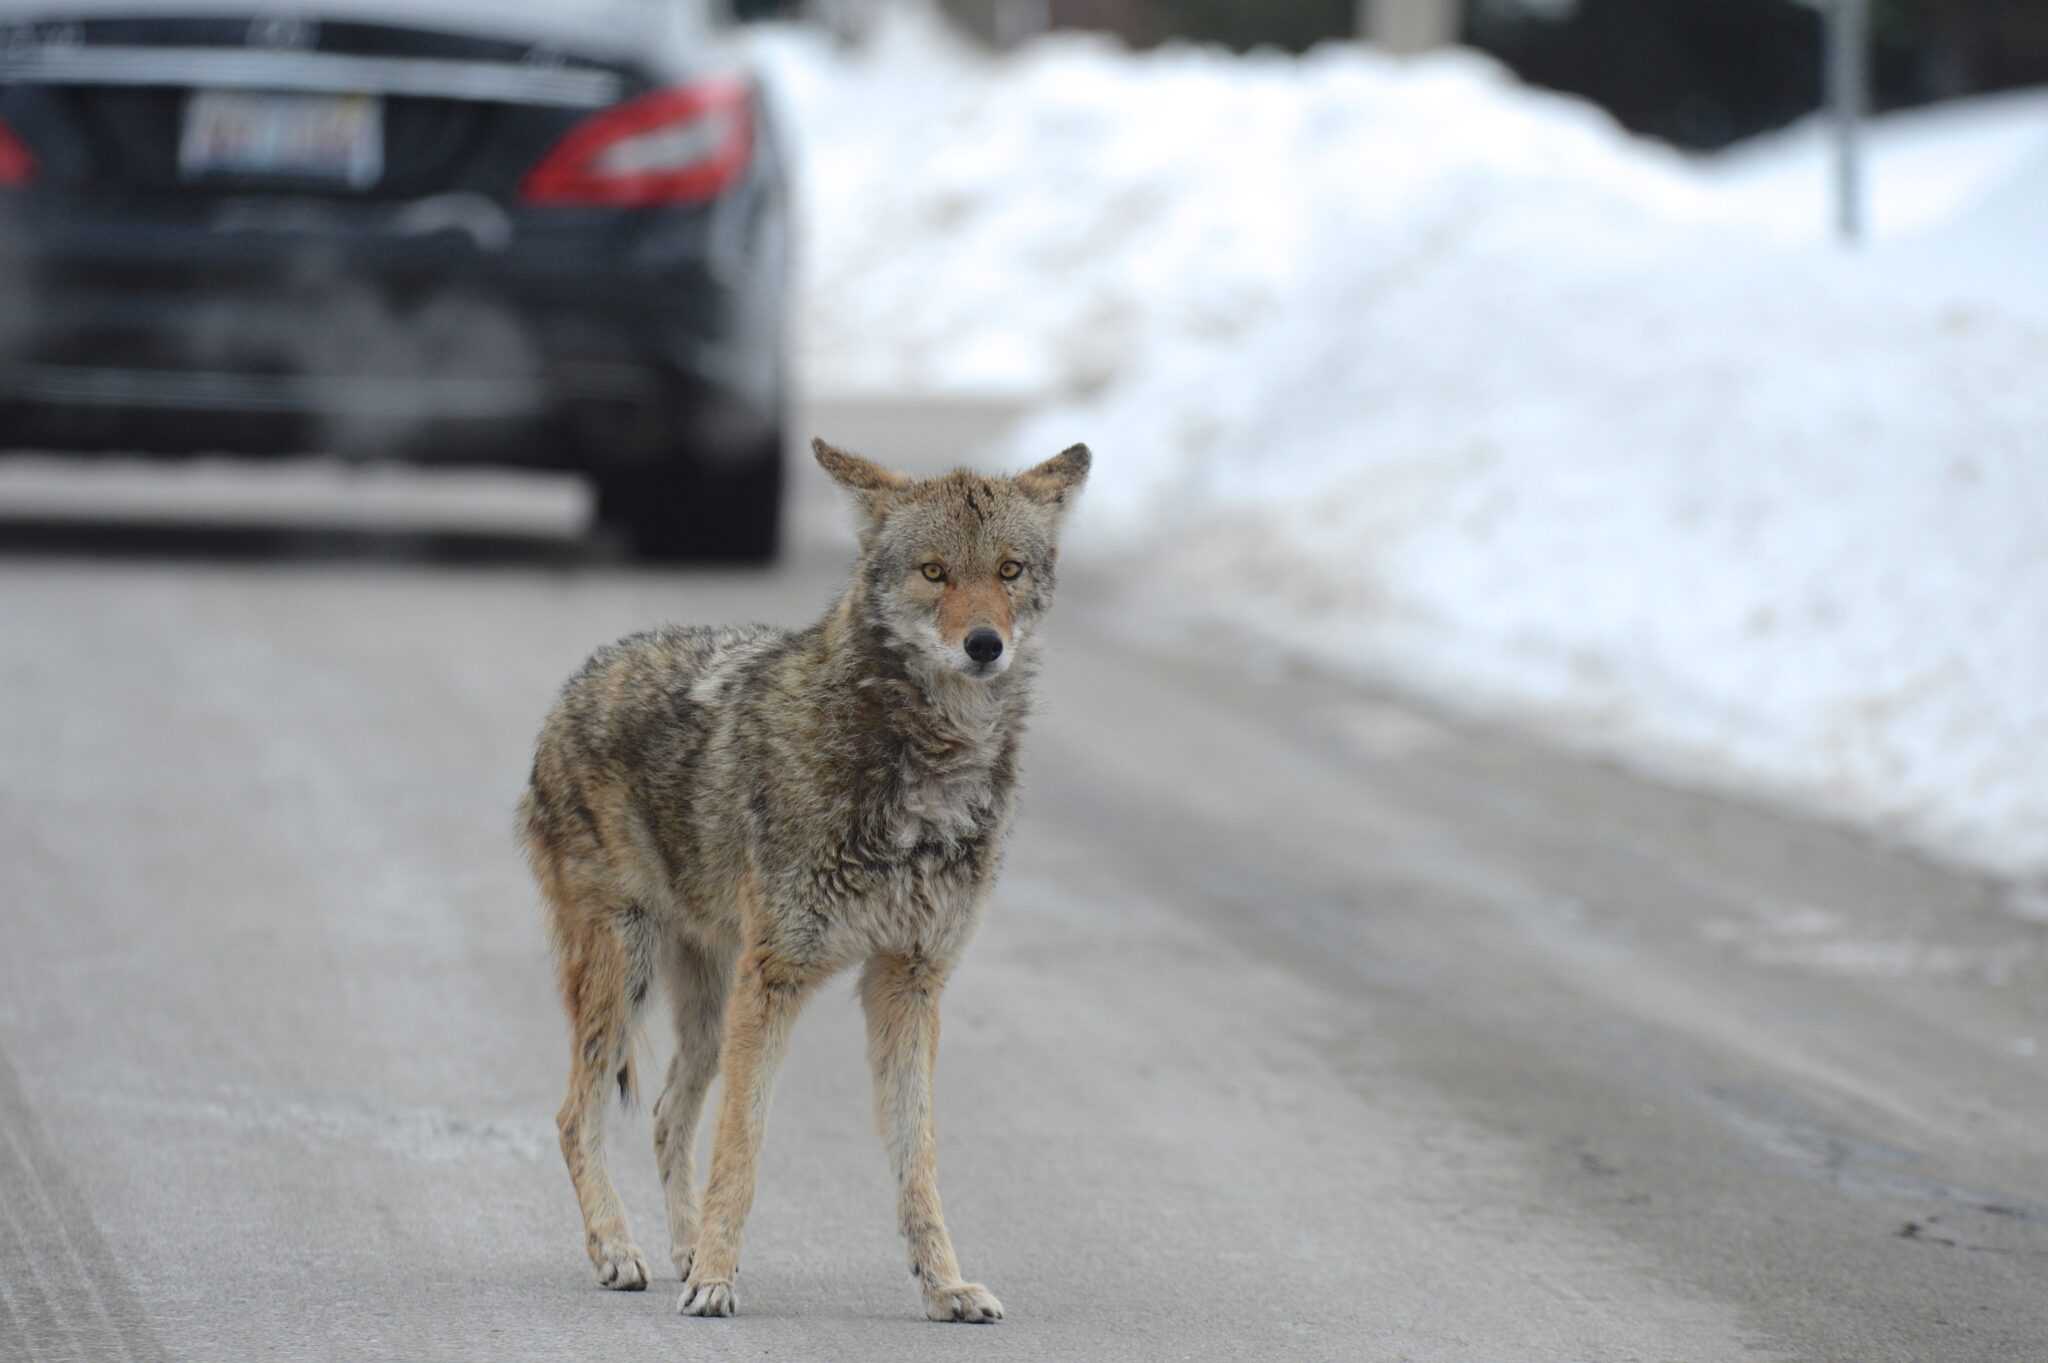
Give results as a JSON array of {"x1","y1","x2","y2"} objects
[
  {"x1": 1707, "y1": 86, "x2": 2048, "y2": 246},
  {"x1": 746, "y1": 14, "x2": 2048, "y2": 881}
]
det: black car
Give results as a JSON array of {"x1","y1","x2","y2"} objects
[{"x1": 0, "y1": 0, "x2": 790, "y2": 559}]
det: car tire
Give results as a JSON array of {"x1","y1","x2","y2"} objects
[{"x1": 596, "y1": 435, "x2": 784, "y2": 564}]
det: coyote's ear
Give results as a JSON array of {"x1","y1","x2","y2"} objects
[
  {"x1": 812, "y1": 437, "x2": 910, "y2": 514},
  {"x1": 1015, "y1": 443, "x2": 1091, "y2": 512}
]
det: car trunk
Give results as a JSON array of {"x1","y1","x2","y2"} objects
[{"x1": 0, "y1": 11, "x2": 655, "y2": 201}]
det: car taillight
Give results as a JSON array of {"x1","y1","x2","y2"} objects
[
  {"x1": 0, "y1": 118, "x2": 35, "y2": 186},
  {"x1": 522, "y1": 79, "x2": 751, "y2": 207}
]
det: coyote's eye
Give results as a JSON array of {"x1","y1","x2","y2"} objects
[
  {"x1": 920, "y1": 563, "x2": 946, "y2": 583},
  {"x1": 998, "y1": 560, "x2": 1024, "y2": 580}
]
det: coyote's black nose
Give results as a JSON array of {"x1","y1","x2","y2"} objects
[{"x1": 964, "y1": 629, "x2": 1004, "y2": 665}]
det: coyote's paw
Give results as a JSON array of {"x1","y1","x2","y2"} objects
[
  {"x1": 678, "y1": 1277, "x2": 736, "y2": 1317},
  {"x1": 589, "y1": 1237, "x2": 649, "y2": 1291},
  {"x1": 926, "y1": 1282, "x2": 1004, "y2": 1324}
]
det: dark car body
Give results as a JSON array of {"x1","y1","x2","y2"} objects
[{"x1": 0, "y1": 0, "x2": 790, "y2": 558}]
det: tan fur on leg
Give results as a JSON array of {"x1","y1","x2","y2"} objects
[
  {"x1": 652, "y1": 934, "x2": 732, "y2": 1281},
  {"x1": 679, "y1": 943, "x2": 820, "y2": 1317},
  {"x1": 860, "y1": 954, "x2": 1003, "y2": 1323},
  {"x1": 545, "y1": 879, "x2": 651, "y2": 1291}
]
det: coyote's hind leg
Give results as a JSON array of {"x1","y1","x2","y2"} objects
[
  {"x1": 550, "y1": 892, "x2": 657, "y2": 1291},
  {"x1": 652, "y1": 933, "x2": 734, "y2": 1281}
]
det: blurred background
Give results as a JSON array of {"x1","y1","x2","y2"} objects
[
  {"x1": 4, "y1": 0, "x2": 2041, "y2": 864},
  {"x1": 904, "y1": 0, "x2": 2048, "y2": 147},
  {"x1": 5, "y1": 3, "x2": 2047, "y2": 1360}
]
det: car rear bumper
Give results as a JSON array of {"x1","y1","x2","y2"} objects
[
  {"x1": 0, "y1": 193, "x2": 786, "y2": 466},
  {"x1": 0, "y1": 360, "x2": 603, "y2": 461}
]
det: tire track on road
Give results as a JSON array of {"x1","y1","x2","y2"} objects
[{"x1": 0, "y1": 1049, "x2": 166, "y2": 1363}]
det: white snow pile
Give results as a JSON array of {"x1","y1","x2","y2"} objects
[
  {"x1": 747, "y1": 14, "x2": 2048, "y2": 881},
  {"x1": 1707, "y1": 86, "x2": 2048, "y2": 246}
]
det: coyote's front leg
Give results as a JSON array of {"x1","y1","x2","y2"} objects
[
  {"x1": 860, "y1": 954, "x2": 1004, "y2": 1324},
  {"x1": 679, "y1": 944, "x2": 818, "y2": 1318}
]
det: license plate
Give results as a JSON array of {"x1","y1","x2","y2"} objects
[{"x1": 179, "y1": 90, "x2": 383, "y2": 188}]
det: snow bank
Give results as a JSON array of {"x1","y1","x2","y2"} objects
[
  {"x1": 749, "y1": 13, "x2": 1728, "y2": 400},
  {"x1": 1706, "y1": 87, "x2": 2048, "y2": 245},
  {"x1": 748, "y1": 15, "x2": 2048, "y2": 880}
]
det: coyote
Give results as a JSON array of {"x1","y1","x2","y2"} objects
[{"x1": 518, "y1": 437, "x2": 1091, "y2": 1322}]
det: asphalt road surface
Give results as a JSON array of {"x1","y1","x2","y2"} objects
[{"x1": 4, "y1": 412, "x2": 2047, "y2": 1362}]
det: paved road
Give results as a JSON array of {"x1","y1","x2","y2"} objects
[{"x1": 4, "y1": 421, "x2": 2047, "y2": 1362}]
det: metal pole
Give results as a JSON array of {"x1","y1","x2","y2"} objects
[
  {"x1": 991, "y1": 0, "x2": 1050, "y2": 49},
  {"x1": 1827, "y1": 0, "x2": 1869, "y2": 244},
  {"x1": 1359, "y1": 1, "x2": 1461, "y2": 53}
]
